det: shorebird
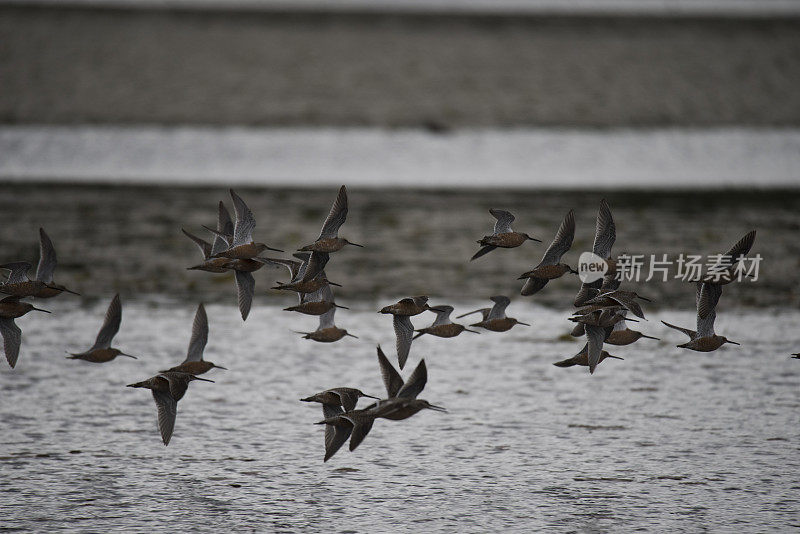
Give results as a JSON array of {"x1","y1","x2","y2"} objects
[
  {"x1": 457, "y1": 296, "x2": 529, "y2": 332},
  {"x1": 161, "y1": 303, "x2": 226, "y2": 375},
  {"x1": 604, "y1": 312, "x2": 660, "y2": 346},
  {"x1": 296, "y1": 307, "x2": 357, "y2": 343},
  {"x1": 0, "y1": 253, "x2": 79, "y2": 300},
  {"x1": 301, "y1": 387, "x2": 379, "y2": 412},
  {"x1": 67, "y1": 294, "x2": 137, "y2": 363},
  {"x1": 412, "y1": 305, "x2": 480, "y2": 339},
  {"x1": 127, "y1": 371, "x2": 214, "y2": 445},
  {"x1": 184, "y1": 201, "x2": 235, "y2": 273},
  {"x1": 284, "y1": 283, "x2": 348, "y2": 316},
  {"x1": 690, "y1": 230, "x2": 757, "y2": 287},
  {"x1": 662, "y1": 283, "x2": 740, "y2": 352},
  {"x1": 574, "y1": 200, "x2": 616, "y2": 306},
  {"x1": 581, "y1": 289, "x2": 650, "y2": 319},
  {"x1": 299, "y1": 185, "x2": 363, "y2": 253},
  {"x1": 271, "y1": 252, "x2": 338, "y2": 295},
  {"x1": 211, "y1": 189, "x2": 283, "y2": 260},
  {"x1": 380, "y1": 296, "x2": 430, "y2": 369},
  {"x1": 0, "y1": 295, "x2": 50, "y2": 368},
  {"x1": 315, "y1": 348, "x2": 444, "y2": 461},
  {"x1": 569, "y1": 306, "x2": 633, "y2": 328},
  {"x1": 556, "y1": 324, "x2": 615, "y2": 374},
  {"x1": 519, "y1": 209, "x2": 577, "y2": 296},
  {"x1": 553, "y1": 342, "x2": 623, "y2": 370},
  {"x1": 471, "y1": 209, "x2": 541, "y2": 261}
]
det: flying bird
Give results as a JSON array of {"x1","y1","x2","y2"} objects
[
  {"x1": 519, "y1": 210, "x2": 577, "y2": 296},
  {"x1": 161, "y1": 303, "x2": 226, "y2": 375},
  {"x1": 471, "y1": 209, "x2": 540, "y2": 261},
  {"x1": 67, "y1": 294, "x2": 137, "y2": 363}
]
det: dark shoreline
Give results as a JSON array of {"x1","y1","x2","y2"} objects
[{"x1": 3, "y1": 4, "x2": 799, "y2": 127}]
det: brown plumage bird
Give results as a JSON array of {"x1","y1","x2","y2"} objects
[
  {"x1": 161, "y1": 303, "x2": 226, "y2": 375},
  {"x1": 458, "y1": 296, "x2": 530, "y2": 332},
  {"x1": 299, "y1": 185, "x2": 363, "y2": 253},
  {"x1": 471, "y1": 209, "x2": 540, "y2": 261},
  {"x1": 67, "y1": 294, "x2": 137, "y2": 363},
  {"x1": 519, "y1": 210, "x2": 577, "y2": 296},
  {"x1": 662, "y1": 283, "x2": 740, "y2": 352},
  {"x1": 413, "y1": 305, "x2": 480, "y2": 339},
  {"x1": 0, "y1": 295, "x2": 50, "y2": 368},
  {"x1": 380, "y1": 296, "x2": 430, "y2": 369},
  {"x1": 127, "y1": 371, "x2": 214, "y2": 445}
]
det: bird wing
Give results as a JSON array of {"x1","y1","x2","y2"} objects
[
  {"x1": 1, "y1": 262, "x2": 32, "y2": 285},
  {"x1": 301, "y1": 252, "x2": 330, "y2": 283},
  {"x1": 397, "y1": 359, "x2": 427, "y2": 399},
  {"x1": 35, "y1": 228, "x2": 57, "y2": 284},
  {"x1": 520, "y1": 277, "x2": 549, "y2": 296},
  {"x1": 151, "y1": 390, "x2": 177, "y2": 446},
  {"x1": 722, "y1": 230, "x2": 756, "y2": 267},
  {"x1": 592, "y1": 199, "x2": 616, "y2": 259},
  {"x1": 487, "y1": 296, "x2": 510, "y2": 320},
  {"x1": 696, "y1": 283, "x2": 721, "y2": 337},
  {"x1": 489, "y1": 208, "x2": 515, "y2": 235},
  {"x1": 229, "y1": 189, "x2": 256, "y2": 246},
  {"x1": 91, "y1": 294, "x2": 121, "y2": 350},
  {"x1": 234, "y1": 270, "x2": 255, "y2": 321},
  {"x1": 182, "y1": 229, "x2": 212, "y2": 259},
  {"x1": 0, "y1": 317, "x2": 21, "y2": 368},
  {"x1": 184, "y1": 303, "x2": 208, "y2": 362},
  {"x1": 211, "y1": 201, "x2": 234, "y2": 256},
  {"x1": 456, "y1": 307, "x2": 490, "y2": 320},
  {"x1": 318, "y1": 185, "x2": 349, "y2": 239},
  {"x1": 346, "y1": 415, "x2": 375, "y2": 452},
  {"x1": 334, "y1": 389, "x2": 359, "y2": 413},
  {"x1": 661, "y1": 320, "x2": 697, "y2": 340},
  {"x1": 541, "y1": 210, "x2": 576, "y2": 265},
  {"x1": 319, "y1": 308, "x2": 336, "y2": 330},
  {"x1": 585, "y1": 324, "x2": 610, "y2": 374},
  {"x1": 430, "y1": 305, "x2": 454, "y2": 327},
  {"x1": 393, "y1": 315, "x2": 414, "y2": 369},
  {"x1": 377, "y1": 345, "x2": 404, "y2": 398}
]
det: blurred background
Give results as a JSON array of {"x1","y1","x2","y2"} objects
[{"x1": 0, "y1": 0, "x2": 798, "y2": 303}]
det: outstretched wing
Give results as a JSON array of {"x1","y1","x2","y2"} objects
[
  {"x1": 230, "y1": 189, "x2": 256, "y2": 246},
  {"x1": 36, "y1": 228, "x2": 57, "y2": 283},
  {"x1": 211, "y1": 201, "x2": 234, "y2": 256},
  {"x1": 234, "y1": 271, "x2": 255, "y2": 321},
  {"x1": 0, "y1": 317, "x2": 21, "y2": 368},
  {"x1": 91, "y1": 294, "x2": 122, "y2": 350},
  {"x1": 318, "y1": 185, "x2": 349, "y2": 239},
  {"x1": 489, "y1": 209, "x2": 515, "y2": 235},
  {"x1": 585, "y1": 324, "x2": 610, "y2": 375},
  {"x1": 541, "y1": 210, "x2": 575, "y2": 265},
  {"x1": 182, "y1": 229, "x2": 212, "y2": 259},
  {"x1": 151, "y1": 390, "x2": 178, "y2": 446},
  {"x1": 592, "y1": 200, "x2": 616, "y2": 259},
  {"x1": 397, "y1": 359, "x2": 427, "y2": 399},
  {"x1": 1, "y1": 262, "x2": 32, "y2": 285},
  {"x1": 319, "y1": 308, "x2": 336, "y2": 330},
  {"x1": 377, "y1": 345, "x2": 403, "y2": 398},
  {"x1": 487, "y1": 296, "x2": 510, "y2": 320},
  {"x1": 184, "y1": 303, "x2": 209, "y2": 362},
  {"x1": 393, "y1": 315, "x2": 414, "y2": 369}
]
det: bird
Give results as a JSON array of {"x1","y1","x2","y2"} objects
[
  {"x1": 295, "y1": 307, "x2": 357, "y2": 343},
  {"x1": 161, "y1": 303, "x2": 226, "y2": 375},
  {"x1": 457, "y1": 296, "x2": 529, "y2": 332},
  {"x1": 662, "y1": 283, "x2": 740, "y2": 352},
  {"x1": 574, "y1": 200, "x2": 616, "y2": 306},
  {"x1": 0, "y1": 258, "x2": 79, "y2": 299},
  {"x1": 299, "y1": 185, "x2": 363, "y2": 252},
  {"x1": 271, "y1": 252, "x2": 339, "y2": 295},
  {"x1": 184, "y1": 201, "x2": 236, "y2": 273},
  {"x1": 284, "y1": 282, "x2": 348, "y2": 316},
  {"x1": 211, "y1": 189, "x2": 283, "y2": 260},
  {"x1": 580, "y1": 289, "x2": 651, "y2": 319},
  {"x1": 127, "y1": 371, "x2": 214, "y2": 445},
  {"x1": 380, "y1": 296, "x2": 430, "y2": 369},
  {"x1": 314, "y1": 347, "x2": 444, "y2": 462},
  {"x1": 0, "y1": 295, "x2": 50, "y2": 368},
  {"x1": 519, "y1": 209, "x2": 577, "y2": 296},
  {"x1": 604, "y1": 313, "x2": 660, "y2": 346},
  {"x1": 412, "y1": 305, "x2": 480, "y2": 339},
  {"x1": 556, "y1": 324, "x2": 615, "y2": 374},
  {"x1": 471, "y1": 209, "x2": 541, "y2": 261},
  {"x1": 553, "y1": 342, "x2": 623, "y2": 370},
  {"x1": 569, "y1": 306, "x2": 634, "y2": 328},
  {"x1": 301, "y1": 387, "x2": 379, "y2": 412},
  {"x1": 67, "y1": 294, "x2": 137, "y2": 363}
]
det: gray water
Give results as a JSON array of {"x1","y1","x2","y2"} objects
[
  {"x1": 1, "y1": 184, "x2": 800, "y2": 531},
  {"x1": 1, "y1": 299, "x2": 799, "y2": 532}
]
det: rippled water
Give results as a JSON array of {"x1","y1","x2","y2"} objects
[
  {"x1": 1, "y1": 184, "x2": 799, "y2": 531},
  {"x1": 2, "y1": 298, "x2": 799, "y2": 532}
]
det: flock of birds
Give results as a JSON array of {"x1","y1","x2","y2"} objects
[{"x1": 0, "y1": 187, "x2": 761, "y2": 461}]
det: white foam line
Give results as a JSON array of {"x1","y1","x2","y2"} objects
[{"x1": 1, "y1": 126, "x2": 798, "y2": 189}]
